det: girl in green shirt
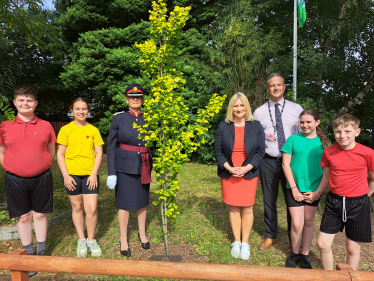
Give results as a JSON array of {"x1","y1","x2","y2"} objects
[{"x1": 281, "y1": 108, "x2": 330, "y2": 269}]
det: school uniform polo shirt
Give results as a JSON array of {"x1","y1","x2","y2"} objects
[{"x1": 0, "y1": 115, "x2": 56, "y2": 177}]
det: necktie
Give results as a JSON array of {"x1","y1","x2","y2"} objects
[{"x1": 275, "y1": 103, "x2": 285, "y2": 150}]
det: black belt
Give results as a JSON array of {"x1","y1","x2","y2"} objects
[{"x1": 265, "y1": 154, "x2": 282, "y2": 161}]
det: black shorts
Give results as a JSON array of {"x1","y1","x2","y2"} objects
[
  {"x1": 320, "y1": 192, "x2": 372, "y2": 243},
  {"x1": 285, "y1": 188, "x2": 320, "y2": 207},
  {"x1": 62, "y1": 175, "x2": 100, "y2": 196},
  {"x1": 5, "y1": 169, "x2": 53, "y2": 219}
]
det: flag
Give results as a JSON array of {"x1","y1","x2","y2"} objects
[{"x1": 298, "y1": 0, "x2": 306, "y2": 27}]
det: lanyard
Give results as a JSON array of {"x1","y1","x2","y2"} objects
[{"x1": 268, "y1": 100, "x2": 286, "y2": 134}]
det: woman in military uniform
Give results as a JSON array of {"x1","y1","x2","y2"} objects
[{"x1": 106, "y1": 83, "x2": 152, "y2": 257}]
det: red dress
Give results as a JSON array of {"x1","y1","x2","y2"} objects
[{"x1": 221, "y1": 126, "x2": 258, "y2": 206}]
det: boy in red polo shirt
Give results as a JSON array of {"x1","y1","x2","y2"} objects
[
  {"x1": 0, "y1": 85, "x2": 56, "y2": 277},
  {"x1": 317, "y1": 114, "x2": 374, "y2": 271}
]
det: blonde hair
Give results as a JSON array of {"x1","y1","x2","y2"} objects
[
  {"x1": 333, "y1": 113, "x2": 360, "y2": 130},
  {"x1": 225, "y1": 92, "x2": 255, "y2": 123}
]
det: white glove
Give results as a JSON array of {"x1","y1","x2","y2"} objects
[{"x1": 107, "y1": 175, "x2": 117, "y2": 189}]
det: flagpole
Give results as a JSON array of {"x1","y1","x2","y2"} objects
[{"x1": 293, "y1": 0, "x2": 297, "y2": 100}]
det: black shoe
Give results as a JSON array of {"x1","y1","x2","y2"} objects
[
  {"x1": 138, "y1": 234, "x2": 150, "y2": 250},
  {"x1": 37, "y1": 250, "x2": 49, "y2": 256},
  {"x1": 28, "y1": 271, "x2": 37, "y2": 277},
  {"x1": 120, "y1": 242, "x2": 131, "y2": 257},
  {"x1": 120, "y1": 248, "x2": 131, "y2": 257},
  {"x1": 285, "y1": 252, "x2": 300, "y2": 268},
  {"x1": 299, "y1": 254, "x2": 312, "y2": 269}
]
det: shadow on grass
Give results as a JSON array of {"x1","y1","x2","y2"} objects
[{"x1": 47, "y1": 176, "x2": 164, "y2": 255}]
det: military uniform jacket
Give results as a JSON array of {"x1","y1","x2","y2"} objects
[{"x1": 107, "y1": 111, "x2": 152, "y2": 175}]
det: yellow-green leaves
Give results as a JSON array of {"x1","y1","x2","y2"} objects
[
  {"x1": 135, "y1": 0, "x2": 191, "y2": 78},
  {"x1": 135, "y1": 0, "x2": 225, "y2": 219}
]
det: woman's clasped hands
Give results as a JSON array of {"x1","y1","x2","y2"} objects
[{"x1": 231, "y1": 164, "x2": 254, "y2": 177}]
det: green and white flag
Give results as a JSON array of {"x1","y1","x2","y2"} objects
[{"x1": 298, "y1": 0, "x2": 306, "y2": 27}]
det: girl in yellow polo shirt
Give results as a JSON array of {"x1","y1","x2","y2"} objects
[{"x1": 57, "y1": 97, "x2": 104, "y2": 258}]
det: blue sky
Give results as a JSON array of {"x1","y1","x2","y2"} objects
[{"x1": 44, "y1": 0, "x2": 54, "y2": 9}]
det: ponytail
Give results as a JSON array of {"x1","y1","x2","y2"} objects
[{"x1": 316, "y1": 126, "x2": 330, "y2": 148}]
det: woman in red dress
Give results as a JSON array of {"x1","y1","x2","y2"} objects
[{"x1": 214, "y1": 92, "x2": 265, "y2": 260}]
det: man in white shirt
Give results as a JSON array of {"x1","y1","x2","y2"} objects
[{"x1": 253, "y1": 73, "x2": 303, "y2": 251}]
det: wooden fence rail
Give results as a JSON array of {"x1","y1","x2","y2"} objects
[
  {"x1": 1, "y1": 249, "x2": 373, "y2": 281},
  {"x1": 50, "y1": 121, "x2": 70, "y2": 137}
]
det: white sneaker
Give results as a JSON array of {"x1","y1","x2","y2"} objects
[
  {"x1": 77, "y1": 239, "x2": 87, "y2": 258},
  {"x1": 86, "y1": 239, "x2": 102, "y2": 257},
  {"x1": 231, "y1": 241, "x2": 241, "y2": 258},
  {"x1": 240, "y1": 242, "x2": 250, "y2": 260}
]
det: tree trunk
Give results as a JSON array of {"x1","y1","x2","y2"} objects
[
  {"x1": 336, "y1": 68, "x2": 374, "y2": 117},
  {"x1": 325, "y1": 69, "x2": 374, "y2": 131},
  {"x1": 159, "y1": 95, "x2": 169, "y2": 255},
  {"x1": 161, "y1": 195, "x2": 170, "y2": 255}
]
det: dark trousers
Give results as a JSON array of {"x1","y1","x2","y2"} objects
[{"x1": 259, "y1": 157, "x2": 291, "y2": 240}]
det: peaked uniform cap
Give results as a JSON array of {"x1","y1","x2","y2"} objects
[{"x1": 125, "y1": 83, "x2": 145, "y2": 97}]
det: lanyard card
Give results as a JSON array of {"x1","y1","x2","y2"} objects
[{"x1": 268, "y1": 134, "x2": 277, "y2": 142}]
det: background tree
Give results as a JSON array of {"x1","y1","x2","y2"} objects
[
  {"x1": 0, "y1": 0, "x2": 69, "y2": 120},
  {"x1": 58, "y1": 0, "x2": 374, "y2": 155},
  {"x1": 0, "y1": 0, "x2": 52, "y2": 50},
  {"x1": 0, "y1": 63, "x2": 16, "y2": 122},
  {"x1": 2, "y1": 0, "x2": 372, "y2": 151},
  {"x1": 58, "y1": 0, "x2": 226, "y2": 135},
  {"x1": 0, "y1": 0, "x2": 62, "y2": 117},
  {"x1": 253, "y1": 0, "x2": 374, "y2": 143},
  {"x1": 208, "y1": 0, "x2": 281, "y2": 110},
  {"x1": 60, "y1": 22, "x2": 151, "y2": 128}
]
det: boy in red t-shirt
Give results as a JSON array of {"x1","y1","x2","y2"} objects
[
  {"x1": 317, "y1": 114, "x2": 374, "y2": 271},
  {"x1": 0, "y1": 85, "x2": 56, "y2": 277}
]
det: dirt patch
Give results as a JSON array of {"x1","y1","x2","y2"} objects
[{"x1": 131, "y1": 241, "x2": 207, "y2": 263}]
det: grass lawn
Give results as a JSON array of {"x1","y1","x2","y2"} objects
[{"x1": 0, "y1": 157, "x2": 372, "y2": 280}]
